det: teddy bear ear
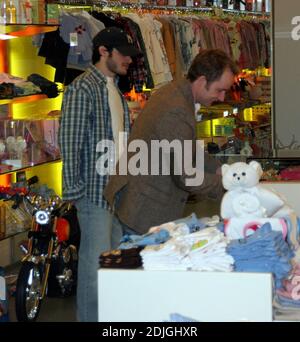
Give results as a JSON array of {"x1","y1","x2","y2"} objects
[
  {"x1": 221, "y1": 164, "x2": 230, "y2": 176},
  {"x1": 249, "y1": 161, "x2": 263, "y2": 177}
]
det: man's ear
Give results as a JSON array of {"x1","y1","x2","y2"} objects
[
  {"x1": 194, "y1": 75, "x2": 207, "y2": 88},
  {"x1": 99, "y1": 46, "x2": 109, "y2": 58}
]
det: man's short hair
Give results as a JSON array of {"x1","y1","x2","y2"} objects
[{"x1": 187, "y1": 49, "x2": 239, "y2": 85}]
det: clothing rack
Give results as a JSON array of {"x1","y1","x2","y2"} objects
[
  {"x1": 45, "y1": 0, "x2": 271, "y2": 90},
  {"x1": 46, "y1": 1, "x2": 270, "y2": 17}
]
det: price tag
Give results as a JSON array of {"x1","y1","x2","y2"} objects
[
  {"x1": 0, "y1": 276, "x2": 5, "y2": 301},
  {"x1": 186, "y1": 0, "x2": 194, "y2": 7},
  {"x1": 70, "y1": 32, "x2": 78, "y2": 47}
]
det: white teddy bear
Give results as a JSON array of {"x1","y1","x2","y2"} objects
[{"x1": 221, "y1": 161, "x2": 291, "y2": 219}]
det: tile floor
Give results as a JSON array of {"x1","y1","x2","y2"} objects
[{"x1": 5, "y1": 199, "x2": 220, "y2": 322}]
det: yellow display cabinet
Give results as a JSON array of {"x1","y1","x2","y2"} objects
[
  {"x1": 0, "y1": 23, "x2": 61, "y2": 192},
  {"x1": 0, "y1": 22, "x2": 62, "y2": 251}
]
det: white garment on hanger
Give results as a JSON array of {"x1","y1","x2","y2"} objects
[{"x1": 106, "y1": 76, "x2": 124, "y2": 162}]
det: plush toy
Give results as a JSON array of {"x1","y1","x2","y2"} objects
[{"x1": 221, "y1": 161, "x2": 291, "y2": 219}]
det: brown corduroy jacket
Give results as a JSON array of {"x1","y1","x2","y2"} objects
[{"x1": 104, "y1": 78, "x2": 223, "y2": 234}]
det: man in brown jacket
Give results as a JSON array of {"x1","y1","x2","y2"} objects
[{"x1": 104, "y1": 49, "x2": 239, "y2": 235}]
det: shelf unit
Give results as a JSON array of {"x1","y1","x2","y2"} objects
[
  {"x1": 0, "y1": 22, "x2": 62, "y2": 266},
  {"x1": 0, "y1": 22, "x2": 61, "y2": 179},
  {"x1": 0, "y1": 94, "x2": 48, "y2": 106}
]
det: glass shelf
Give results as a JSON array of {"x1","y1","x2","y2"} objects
[
  {"x1": 0, "y1": 24, "x2": 58, "y2": 37},
  {"x1": 0, "y1": 117, "x2": 61, "y2": 175},
  {"x1": 0, "y1": 157, "x2": 61, "y2": 176},
  {"x1": 0, "y1": 93, "x2": 62, "y2": 120}
]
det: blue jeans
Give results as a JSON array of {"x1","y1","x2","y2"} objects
[{"x1": 75, "y1": 197, "x2": 122, "y2": 322}]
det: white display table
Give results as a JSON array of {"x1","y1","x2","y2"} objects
[
  {"x1": 97, "y1": 182, "x2": 300, "y2": 322},
  {"x1": 98, "y1": 269, "x2": 273, "y2": 322}
]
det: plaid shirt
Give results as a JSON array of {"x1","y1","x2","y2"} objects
[{"x1": 58, "y1": 64, "x2": 131, "y2": 209}]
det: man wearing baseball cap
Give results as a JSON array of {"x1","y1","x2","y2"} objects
[
  {"x1": 58, "y1": 27, "x2": 140, "y2": 322},
  {"x1": 92, "y1": 26, "x2": 140, "y2": 60}
]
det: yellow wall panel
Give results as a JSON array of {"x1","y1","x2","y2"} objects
[
  {"x1": 3, "y1": 36, "x2": 62, "y2": 195},
  {"x1": 7, "y1": 36, "x2": 62, "y2": 119},
  {"x1": 8, "y1": 36, "x2": 54, "y2": 79},
  {"x1": 24, "y1": 160, "x2": 62, "y2": 197}
]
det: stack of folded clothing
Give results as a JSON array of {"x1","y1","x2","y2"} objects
[
  {"x1": 273, "y1": 263, "x2": 300, "y2": 319},
  {"x1": 227, "y1": 223, "x2": 294, "y2": 288},
  {"x1": 0, "y1": 72, "x2": 42, "y2": 98},
  {"x1": 0, "y1": 83, "x2": 15, "y2": 99},
  {"x1": 273, "y1": 294, "x2": 300, "y2": 321},
  {"x1": 99, "y1": 247, "x2": 143, "y2": 269},
  {"x1": 141, "y1": 227, "x2": 234, "y2": 271},
  {"x1": 140, "y1": 240, "x2": 190, "y2": 271},
  {"x1": 188, "y1": 229, "x2": 234, "y2": 271},
  {"x1": 27, "y1": 74, "x2": 59, "y2": 98},
  {"x1": 277, "y1": 263, "x2": 300, "y2": 300}
]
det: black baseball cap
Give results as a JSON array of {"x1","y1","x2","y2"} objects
[{"x1": 93, "y1": 27, "x2": 141, "y2": 57}]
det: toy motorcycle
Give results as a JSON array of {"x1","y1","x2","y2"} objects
[{"x1": 13, "y1": 184, "x2": 80, "y2": 322}]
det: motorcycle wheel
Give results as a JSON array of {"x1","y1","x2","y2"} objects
[
  {"x1": 15, "y1": 261, "x2": 43, "y2": 322},
  {"x1": 47, "y1": 245, "x2": 77, "y2": 297}
]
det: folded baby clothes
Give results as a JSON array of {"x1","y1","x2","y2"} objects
[
  {"x1": 276, "y1": 262, "x2": 300, "y2": 303},
  {"x1": 118, "y1": 229, "x2": 170, "y2": 249},
  {"x1": 141, "y1": 227, "x2": 234, "y2": 271},
  {"x1": 228, "y1": 223, "x2": 293, "y2": 288},
  {"x1": 273, "y1": 293, "x2": 300, "y2": 321}
]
